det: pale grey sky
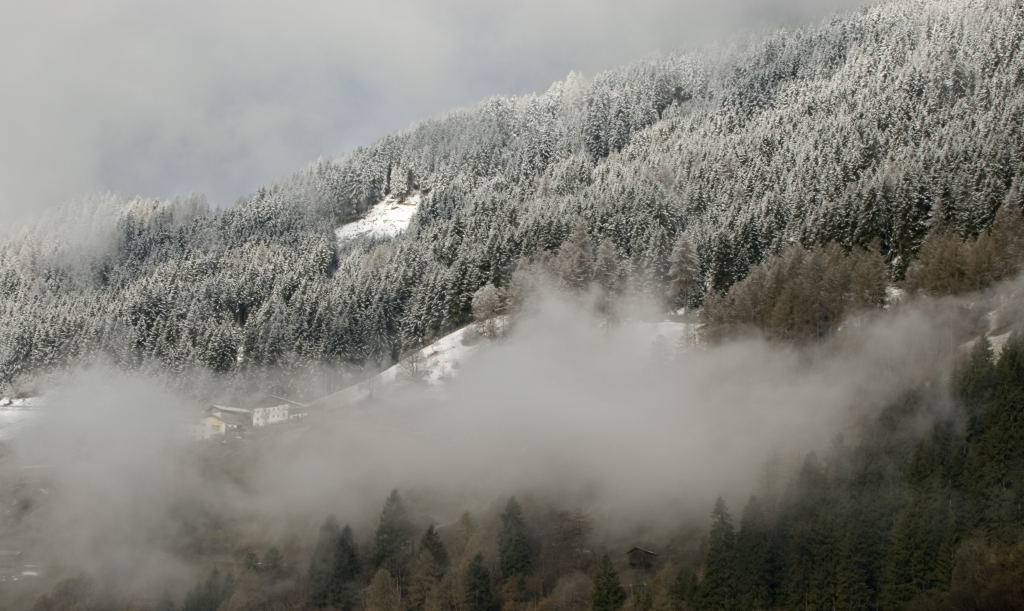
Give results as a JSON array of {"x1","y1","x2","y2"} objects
[{"x1": 0, "y1": 0, "x2": 867, "y2": 221}]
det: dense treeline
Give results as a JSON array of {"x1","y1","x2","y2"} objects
[
  {"x1": 689, "y1": 332, "x2": 1024, "y2": 611},
  {"x1": 2, "y1": 0, "x2": 1023, "y2": 395},
  {"x1": 905, "y1": 190, "x2": 1024, "y2": 295},
  {"x1": 700, "y1": 194, "x2": 1024, "y2": 341},
  {"x1": 702, "y1": 243, "x2": 888, "y2": 341}
]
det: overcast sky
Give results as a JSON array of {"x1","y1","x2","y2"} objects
[{"x1": 0, "y1": 0, "x2": 866, "y2": 221}]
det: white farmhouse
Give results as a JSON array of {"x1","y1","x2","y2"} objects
[
  {"x1": 205, "y1": 396, "x2": 292, "y2": 431},
  {"x1": 250, "y1": 397, "x2": 290, "y2": 427}
]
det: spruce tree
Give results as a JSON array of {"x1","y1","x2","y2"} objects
[
  {"x1": 554, "y1": 224, "x2": 594, "y2": 290},
  {"x1": 669, "y1": 568, "x2": 698, "y2": 610},
  {"x1": 309, "y1": 515, "x2": 342, "y2": 608},
  {"x1": 778, "y1": 453, "x2": 837, "y2": 610},
  {"x1": 592, "y1": 554, "x2": 627, "y2": 611},
  {"x1": 373, "y1": 489, "x2": 416, "y2": 586},
  {"x1": 666, "y1": 233, "x2": 698, "y2": 309},
  {"x1": 834, "y1": 508, "x2": 876, "y2": 611},
  {"x1": 498, "y1": 496, "x2": 534, "y2": 580},
  {"x1": 700, "y1": 497, "x2": 738, "y2": 610},
  {"x1": 464, "y1": 554, "x2": 496, "y2": 611},
  {"x1": 330, "y1": 525, "x2": 361, "y2": 611},
  {"x1": 956, "y1": 336, "x2": 995, "y2": 409},
  {"x1": 420, "y1": 524, "x2": 449, "y2": 569},
  {"x1": 736, "y1": 496, "x2": 772, "y2": 610},
  {"x1": 594, "y1": 238, "x2": 623, "y2": 295}
]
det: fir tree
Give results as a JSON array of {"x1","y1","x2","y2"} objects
[
  {"x1": 669, "y1": 568, "x2": 698, "y2": 610},
  {"x1": 666, "y1": 233, "x2": 698, "y2": 309},
  {"x1": 594, "y1": 238, "x2": 623, "y2": 295},
  {"x1": 554, "y1": 224, "x2": 594, "y2": 290},
  {"x1": 700, "y1": 497, "x2": 737, "y2": 611},
  {"x1": 309, "y1": 515, "x2": 342, "y2": 608},
  {"x1": 420, "y1": 524, "x2": 449, "y2": 569},
  {"x1": 330, "y1": 525, "x2": 361, "y2": 611},
  {"x1": 591, "y1": 554, "x2": 627, "y2": 611},
  {"x1": 957, "y1": 336, "x2": 995, "y2": 409},
  {"x1": 464, "y1": 554, "x2": 496, "y2": 611},
  {"x1": 498, "y1": 496, "x2": 534, "y2": 580},
  {"x1": 373, "y1": 489, "x2": 416, "y2": 586},
  {"x1": 735, "y1": 496, "x2": 772, "y2": 610}
]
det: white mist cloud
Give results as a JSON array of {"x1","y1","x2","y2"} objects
[
  {"x1": 0, "y1": 0, "x2": 868, "y2": 223},
  {"x1": 2, "y1": 280, "x2": 999, "y2": 599},
  {"x1": 257, "y1": 292, "x2": 955, "y2": 541}
]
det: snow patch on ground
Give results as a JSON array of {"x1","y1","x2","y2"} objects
[
  {"x1": 317, "y1": 325, "x2": 482, "y2": 408},
  {"x1": 335, "y1": 191, "x2": 421, "y2": 244},
  {"x1": 989, "y1": 331, "x2": 1013, "y2": 359},
  {"x1": 0, "y1": 397, "x2": 42, "y2": 408},
  {"x1": 0, "y1": 399, "x2": 40, "y2": 441},
  {"x1": 376, "y1": 325, "x2": 479, "y2": 386},
  {"x1": 315, "y1": 317, "x2": 699, "y2": 409},
  {"x1": 885, "y1": 285, "x2": 905, "y2": 310}
]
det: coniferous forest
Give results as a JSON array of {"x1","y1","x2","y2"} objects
[
  {"x1": 4, "y1": 0, "x2": 1024, "y2": 610},
  {"x1": 2, "y1": 0, "x2": 1022, "y2": 396}
]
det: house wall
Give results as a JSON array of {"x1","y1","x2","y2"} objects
[
  {"x1": 252, "y1": 404, "x2": 289, "y2": 427},
  {"x1": 194, "y1": 416, "x2": 227, "y2": 439}
]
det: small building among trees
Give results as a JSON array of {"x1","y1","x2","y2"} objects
[
  {"x1": 249, "y1": 396, "x2": 290, "y2": 427},
  {"x1": 626, "y1": 547, "x2": 656, "y2": 570},
  {"x1": 206, "y1": 396, "x2": 293, "y2": 429}
]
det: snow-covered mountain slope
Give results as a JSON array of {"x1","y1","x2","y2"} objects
[
  {"x1": 378, "y1": 323, "x2": 479, "y2": 386},
  {"x1": 4, "y1": 0, "x2": 1022, "y2": 389},
  {"x1": 314, "y1": 318, "x2": 698, "y2": 409},
  {"x1": 314, "y1": 324, "x2": 480, "y2": 408},
  {"x1": 334, "y1": 191, "x2": 421, "y2": 244}
]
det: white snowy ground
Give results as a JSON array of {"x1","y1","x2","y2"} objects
[
  {"x1": 0, "y1": 397, "x2": 41, "y2": 441},
  {"x1": 378, "y1": 324, "x2": 480, "y2": 386},
  {"x1": 315, "y1": 317, "x2": 700, "y2": 409},
  {"x1": 316, "y1": 325, "x2": 481, "y2": 408},
  {"x1": 334, "y1": 192, "x2": 421, "y2": 244},
  {"x1": 989, "y1": 331, "x2": 1013, "y2": 357},
  {"x1": 0, "y1": 397, "x2": 42, "y2": 408}
]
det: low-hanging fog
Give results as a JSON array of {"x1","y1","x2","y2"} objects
[{"x1": 4, "y1": 278, "x2": 1010, "y2": 598}]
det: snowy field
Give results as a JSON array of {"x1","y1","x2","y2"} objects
[
  {"x1": 377, "y1": 324, "x2": 479, "y2": 386},
  {"x1": 0, "y1": 402, "x2": 38, "y2": 441},
  {"x1": 315, "y1": 325, "x2": 479, "y2": 408},
  {"x1": 334, "y1": 191, "x2": 421, "y2": 243},
  {"x1": 315, "y1": 317, "x2": 700, "y2": 409}
]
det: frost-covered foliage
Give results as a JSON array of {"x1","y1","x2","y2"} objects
[{"x1": 1, "y1": 0, "x2": 1022, "y2": 391}]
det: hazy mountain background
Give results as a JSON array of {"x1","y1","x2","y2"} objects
[
  {"x1": 1, "y1": 0, "x2": 1021, "y2": 400},
  {"x1": 2, "y1": 0, "x2": 1024, "y2": 609}
]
